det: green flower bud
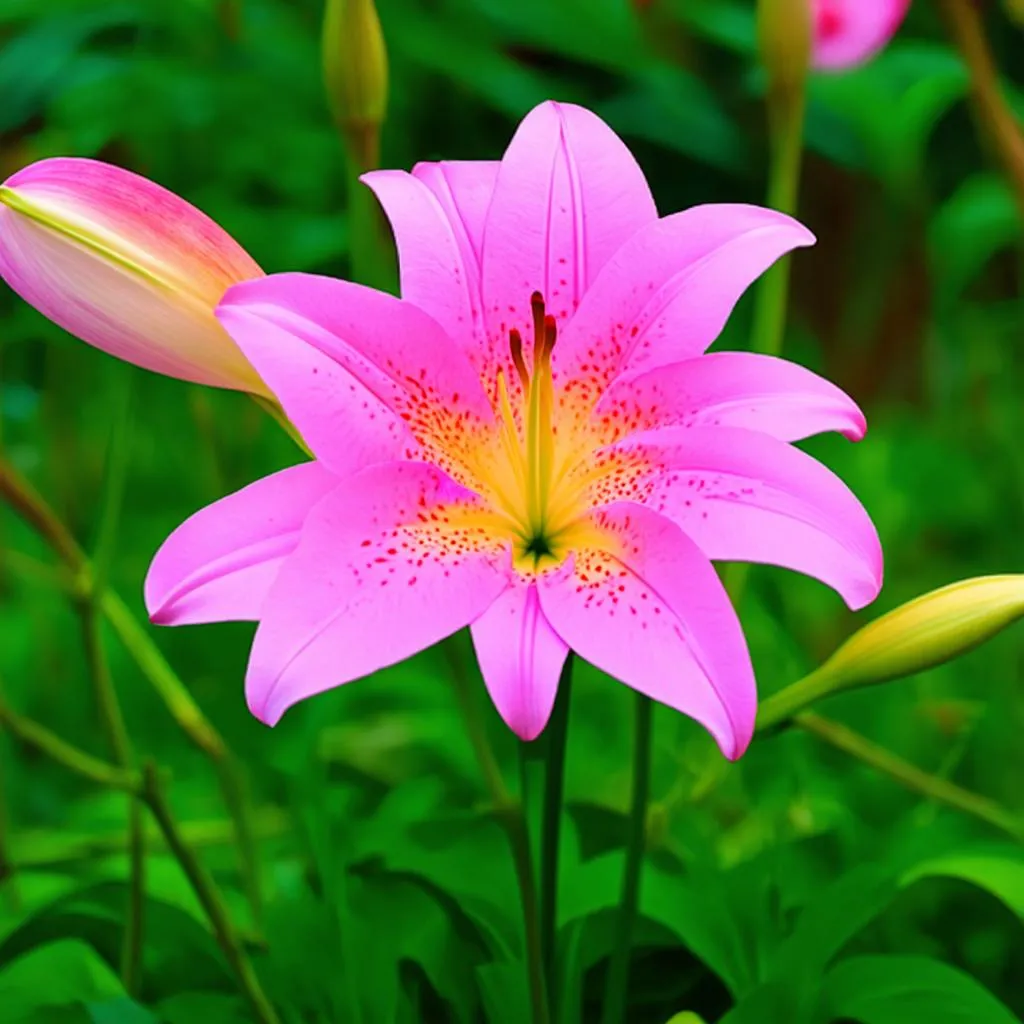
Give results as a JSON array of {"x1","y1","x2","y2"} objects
[
  {"x1": 322, "y1": 0, "x2": 388, "y2": 169},
  {"x1": 759, "y1": 576, "x2": 1024, "y2": 730}
]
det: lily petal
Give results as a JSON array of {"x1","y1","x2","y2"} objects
[
  {"x1": 215, "y1": 299, "x2": 413, "y2": 476},
  {"x1": 481, "y1": 100, "x2": 657, "y2": 371},
  {"x1": 471, "y1": 581, "x2": 569, "y2": 741},
  {"x1": 145, "y1": 462, "x2": 339, "y2": 625},
  {"x1": 554, "y1": 204, "x2": 814, "y2": 396},
  {"x1": 217, "y1": 273, "x2": 495, "y2": 486},
  {"x1": 246, "y1": 461, "x2": 508, "y2": 726},
  {"x1": 0, "y1": 158, "x2": 265, "y2": 392},
  {"x1": 813, "y1": 0, "x2": 911, "y2": 70},
  {"x1": 362, "y1": 161, "x2": 497, "y2": 375},
  {"x1": 596, "y1": 351, "x2": 866, "y2": 445},
  {"x1": 538, "y1": 502, "x2": 756, "y2": 760},
  {"x1": 593, "y1": 426, "x2": 883, "y2": 610}
]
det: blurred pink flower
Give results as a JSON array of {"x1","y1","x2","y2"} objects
[
  {"x1": 145, "y1": 101, "x2": 882, "y2": 758},
  {"x1": 0, "y1": 158, "x2": 266, "y2": 393},
  {"x1": 811, "y1": 0, "x2": 911, "y2": 69}
]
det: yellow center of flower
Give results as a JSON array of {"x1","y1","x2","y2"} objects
[{"x1": 474, "y1": 293, "x2": 599, "y2": 573}]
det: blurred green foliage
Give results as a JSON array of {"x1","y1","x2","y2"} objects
[{"x1": 1, "y1": 0, "x2": 1023, "y2": 1022}]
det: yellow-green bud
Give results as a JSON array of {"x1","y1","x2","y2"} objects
[
  {"x1": 759, "y1": 576, "x2": 1024, "y2": 729},
  {"x1": 322, "y1": 0, "x2": 388, "y2": 167},
  {"x1": 757, "y1": 0, "x2": 811, "y2": 100},
  {"x1": 824, "y1": 575, "x2": 1024, "y2": 686},
  {"x1": 665, "y1": 1014, "x2": 707, "y2": 1024},
  {"x1": 1006, "y1": 0, "x2": 1024, "y2": 28}
]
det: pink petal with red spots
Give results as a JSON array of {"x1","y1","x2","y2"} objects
[
  {"x1": 595, "y1": 426, "x2": 882, "y2": 610},
  {"x1": 595, "y1": 351, "x2": 866, "y2": 445},
  {"x1": 812, "y1": 0, "x2": 910, "y2": 70},
  {"x1": 217, "y1": 273, "x2": 495, "y2": 484},
  {"x1": 215, "y1": 300, "x2": 413, "y2": 476},
  {"x1": 538, "y1": 503, "x2": 756, "y2": 760},
  {"x1": 145, "y1": 462, "x2": 338, "y2": 626},
  {"x1": 554, "y1": 205, "x2": 814, "y2": 399},
  {"x1": 471, "y1": 581, "x2": 569, "y2": 741},
  {"x1": 481, "y1": 101, "x2": 656, "y2": 375},
  {"x1": 362, "y1": 161, "x2": 497, "y2": 376},
  {"x1": 245, "y1": 461, "x2": 508, "y2": 726}
]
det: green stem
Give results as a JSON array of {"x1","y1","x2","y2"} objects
[
  {"x1": 0, "y1": 702, "x2": 137, "y2": 792},
  {"x1": 754, "y1": 664, "x2": 835, "y2": 732},
  {"x1": 726, "y1": 80, "x2": 805, "y2": 608},
  {"x1": 11, "y1": 808, "x2": 290, "y2": 871},
  {"x1": 751, "y1": 83, "x2": 806, "y2": 357},
  {"x1": 79, "y1": 602, "x2": 144, "y2": 995},
  {"x1": 794, "y1": 712, "x2": 1024, "y2": 842},
  {"x1": 540, "y1": 654, "x2": 574, "y2": 1000},
  {"x1": 140, "y1": 763, "x2": 280, "y2": 1024},
  {"x1": 602, "y1": 694, "x2": 654, "y2": 1024},
  {"x1": 516, "y1": 743, "x2": 552, "y2": 1024},
  {"x1": 444, "y1": 638, "x2": 548, "y2": 1024},
  {"x1": 0, "y1": 456, "x2": 263, "y2": 930}
]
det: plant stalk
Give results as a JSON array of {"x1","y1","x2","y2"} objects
[
  {"x1": 140, "y1": 763, "x2": 280, "y2": 1024},
  {"x1": 794, "y1": 712, "x2": 1024, "y2": 842},
  {"x1": 540, "y1": 654, "x2": 574, "y2": 1002},
  {"x1": 941, "y1": 0, "x2": 1024, "y2": 219},
  {"x1": 602, "y1": 693, "x2": 654, "y2": 1024},
  {"x1": 445, "y1": 639, "x2": 549, "y2": 1024},
  {"x1": 0, "y1": 457, "x2": 263, "y2": 927}
]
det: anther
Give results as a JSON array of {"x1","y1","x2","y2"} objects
[
  {"x1": 542, "y1": 314, "x2": 558, "y2": 360},
  {"x1": 508, "y1": 328, "x2": 529, "y2": 388},
  {"x1": 530, "y1": 291, "x2": 547, "y2": 374}
]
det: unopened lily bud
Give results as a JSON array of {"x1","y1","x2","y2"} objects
[
  {"x1": 1007, "y1": 0, "x2": 1024, "y2": 27},
  {"x1": 810, "y1": 0, "x2": 911, "y2": 71},
  {"x1": 821, "y1": 574, "x2": 1024, "y2": 687},
  {"x1": 758, "y1": 575, "x2": 1024, "y2": 729},
  {"x1": 322, "y1": 0, "x2": 388, "y2": 170},
  {"x1": 758, "y1": 0, "x2": 812, "y2": 100},
  {"x1": 0, "y1": 158, "x2": 268, "y2": 394}
]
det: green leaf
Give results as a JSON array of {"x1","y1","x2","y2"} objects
[
  {"x1": 156, "y1": 992, "x2": 250, "y2": 1024},
  {"x1": 822, "y1": 955, "x2": 1022, "y2": 1024},
  {"x1": 902, "y1": 847, "x2": 1024, "y2": 924},
  {"x1": 0, "y1": 939, "x2": 122, "y2": 1023},
  {"x1": 929, "y1": 175, "x2": 1020, "y2": 302},
  {"x1": 87, "y1": 999, "x2": 159, "y2": 1024},
  {"x1": 0, "y1": 882, "x2": 231, "y2": 1002},
  {"x1": 560, "y1": 850, "x2": 758, "y2": 997},
  {"x1": 476, "y1": 962, "x2": 532, "y2": 1024}
]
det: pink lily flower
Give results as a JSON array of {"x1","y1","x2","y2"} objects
[
  {"x1": 0, "y1": 158, "x2": 267, "y2": 393},
  {"x1": 146, "y1": 101, "x2": 882, "y2": 759},
  {"x1": 811, "y1": 0, "x2": 911, "y2": 70}
]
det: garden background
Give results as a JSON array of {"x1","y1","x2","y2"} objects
[{"x1": 0, "y1": 1, "x2": 1022, "y2": 1022}]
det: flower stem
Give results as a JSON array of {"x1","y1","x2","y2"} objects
[
  {"x1": 750, "y1": 79, "x2": 806, "y2": 357},
  {"x1": 516, "y1": 743, "x2": 551, "y2": 1024},
  {"x1": 793, "y1": 712, "x2": 1024, "y2": 842},
  {"x1": 444, "y1": 639, "x2": 549, "y2": 1024},
  {"x1": 540, "y1": 654, "x2": 574, "y2": 1001},
  {"x1": 941, "y1": 0, "x2": 1024, "y2": 219},
  {"x1": 0, "y1": 700, "x2": 137, "y2": 791},
  {"x1": 140, "y1": 763, "x2": 280, "y2": 1024},
  {"x1": 0, "y1": 457, "x2": 263, "y2": 930},
  {"x1": 602, "y1": 693, "x2": 654, "y2": 1024},
  {"x1": 80, "y1": 602, "x2": 145, "y2": 995}
]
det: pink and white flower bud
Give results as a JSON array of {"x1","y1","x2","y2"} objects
[
  {"x1": 0, "y1": 157, "x2": 268, "y2": 393},
  {"x1": 811, "y1": 0, "x2": 911, "y2": 70}
]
